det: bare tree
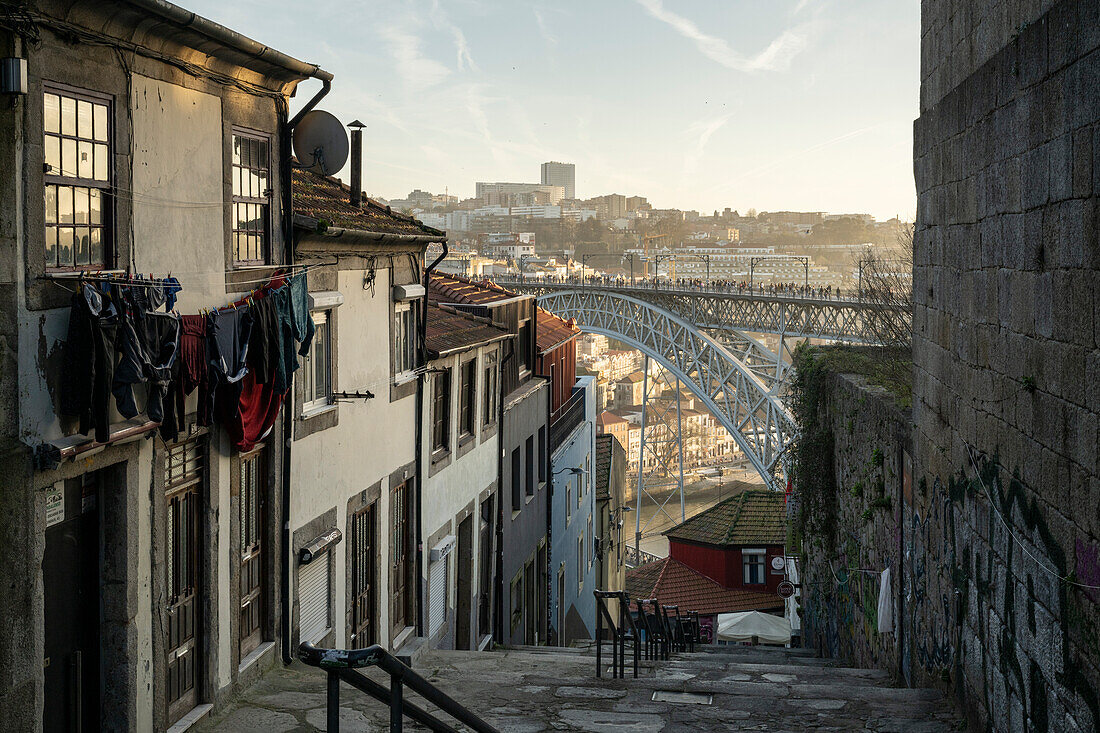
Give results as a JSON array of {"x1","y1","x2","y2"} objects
[{"x1": 856, "y1": 223, "x2": 914, "y2": 349}]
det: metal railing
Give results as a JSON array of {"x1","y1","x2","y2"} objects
[
  {"x1": 594, "y1": 590, "x2": 641, "y2": 679},
  {"x1": 623, "y1": 545, "x2": 661, "y2": 568},
  {"x1": 298, "y1": 642, "x2": 498, "y2": 733},
  {"x1": 549, "y1": 388, "x2": 586, "y2": 450}
]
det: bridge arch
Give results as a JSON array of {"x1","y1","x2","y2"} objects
[{"x1": 535, "y1": 289, "x2": 796, "y2": 490}]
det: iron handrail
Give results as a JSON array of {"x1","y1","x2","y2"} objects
[
  {"x1": 299, "y1": 642, "x2": 498, "y2": 733},
  {"x1": 594, "y1": 590, "x2": 641, "y2": 678}
]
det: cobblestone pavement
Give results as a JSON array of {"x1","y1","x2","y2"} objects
[{"x1": 195, "y1": 645, "x2": 962, "y2": 732}]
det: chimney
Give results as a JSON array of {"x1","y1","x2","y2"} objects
[{"x1": 348, "y1": 119, "x2": 365, "y2": 208}]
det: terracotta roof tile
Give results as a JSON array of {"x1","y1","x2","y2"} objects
[
  {"x1": 664, "y1": 489, "x2": 786, "y2": 547},
  {"x1": 536, "y1": 307, "x2": 578, "y2": 354},
  {"x1": 426, "y1": 303, "x2": 512, "y2": 358},
  {"x1": 428, "y1": 272, "x2": 523, "y2": 305},
  {"x1": 596, "y1": 411, "x2": 629, "y2": 427},
  {"x1": 292, "y1": 168, "x2": 444, "y2": 237},
  {"x1": 626, "y1": 557, "x2": 783, "y2": 615}
]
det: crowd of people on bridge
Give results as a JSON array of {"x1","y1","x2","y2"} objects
[{"x1": 503, "y1": 273, "x2": 849, "y2": 300}]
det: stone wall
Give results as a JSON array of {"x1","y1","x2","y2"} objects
[
  {"x1": 797, "y1": 363, "x2": 910, "y2": 681},
  {"x1": 909, "y1": 0, "x2": 1100, "y2": 728}
]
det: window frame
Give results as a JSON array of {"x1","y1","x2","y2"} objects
[
  {"x1": 483, "y1": 353, "x2": 498, "y2": 426},
  {"x1": 394, "y1": 302, "x2": 418, "y2": 380},
  {"x1": 742, "y1": 548, "x2": 766, "y2": 586},
  {"x1": 43, "y1": 84, "x2": 113, "y2": 272},
  {"x1": 431, "y1": 369, "x2": 452, "y2": 454},
  {"x1": 302, "y1": 310, "x2": 333, "y2": 413},
  {"x1": 459, "y1": 359, "x2": 477, "y2": 438},
  {"x1": 230, "y1": 128, "x2": 273, "y2": 267}
]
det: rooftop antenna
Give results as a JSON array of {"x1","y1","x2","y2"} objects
[{"x1": 293, "y1": 109, "x2": 349, "y2": 176}]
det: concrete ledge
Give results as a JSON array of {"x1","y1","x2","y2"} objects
[
  {"x1": 166, "y1": 703, "x2": 213, "y2": 733},
  {"x1": 394, "y1": 635, "x2": 429, "y2": 668}
]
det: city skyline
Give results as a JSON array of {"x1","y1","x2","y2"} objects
[{"x1": 183, "y1": 0, "x2": 920, "y2": 221}]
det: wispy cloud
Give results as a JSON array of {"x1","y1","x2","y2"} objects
[
  {"x1": 682, "y1": 114, "x2": 732, "y2": 181},
  {"x1": 429, "y1": 0, "x2": 478, "y2": 71},
  {"x1": 381, "y1": 25, "x2": 452, "y2": 89},
  {"x1": 533, "y1": 7, "x2": 557, "y2": 48},
  {"x1": 634, "y1": 0, "x2": 809, "y2": 72}
]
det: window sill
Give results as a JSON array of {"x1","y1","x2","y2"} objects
[
  {"x1": 394, "y1": 371, "x2": 418, "y2": 386},
  {"x1": 302, "y1": 403, "x2": 337, "y2": 420},
  {"x1": 511, "y1": 509, "x2": 522, "y2": 521},
  {"x1": 238, "y1": 640, "x2": 276, "y2": 674},
  {"x1": 524, "y1": 492, "x2": 536, "y2": 505}
]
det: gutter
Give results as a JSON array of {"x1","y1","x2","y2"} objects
[
  {"x1": 280, "y1": 71, "x2": 332, "y2": 665},
  {"x1": 414, "y1": 240, "x2": 449, "y2": 638},
  {"x1": 122, "y1": 0, "x2": 334, "y2": 83}
]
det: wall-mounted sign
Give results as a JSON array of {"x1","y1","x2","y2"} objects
[
  {"x1": 777, "y1": 580, "x2": 796, "y2": 599},
  {"x1": 771, "y1": 555, "x2": 786, "y2": 571},
  {"x1": 45, "y1": 489, "x2": 64, "y2": 528}
]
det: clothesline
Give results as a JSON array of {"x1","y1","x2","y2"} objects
[{"x1": 39, "y1": 262, "x2": 328, "y2": 289}]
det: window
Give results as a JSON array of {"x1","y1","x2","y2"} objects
[
  {"x1": 432, "y1": 370, "x2": 451, "y2": 453},
  {"x1": 302, "y1": 311, "x2": 331, "y2": 412},
  {"x1": 587, "y1": 517, "x2": 593, "y2": 570},
  {"x1": 537, "y1": 426, "x2": 546, "y2": 483},
  {"x1": 577, "y1": 471, "x2": 583, "y2": 509},
  {"x1": 298, "y1": 551, "x2": 331, "y2": 644},
  {"x1": 511, "y1": 448, "x2": 521, "y2": 512},
  {"x1": 460, "y1": 360, "x2": 476, "y2": 437},
  {"x1": 394, "y1": 303, "x2": 418, "y2": 377},
  {"x1": 566, "y1": 482, "x2": 572, "y2": 522},
  {"x1": 577, "y1": 536, "x2": 584, "y2": 593},
  {"x1": 231, "y1": 132, "x2": 271, "y2": 265},
  {"x1": 44, "y1": 88, "x2": 110, "y2": 270},
  {"x1": 743, "y1": 549, "x2": 766, "y2": 585},
  {"x1": 518, "y1": 320, "x2": 532, "y2": 374},
  {"x1": 525, "y1": 436, "x2": 535, "y2": 496},
  {"x1": 483, "y1": 354, "x2": 498, "y2": 425}
]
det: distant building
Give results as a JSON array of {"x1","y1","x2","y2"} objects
[
  {"x1": 476, "y1": 182, "x2": 565, "y2": 206},
  {"x1": 596, "y1": 411, "x2": 630, "y2": 449},
  {"x1": 614, "y1": 371, "x2": 646, "y2": 407},
  {"x1": 594, "y1": 434, "x2": 629, "y2": 602},
  {"x1": 540, "y1": 161, "x2": 576, "y2": 200}
]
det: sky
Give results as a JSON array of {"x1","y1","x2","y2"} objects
[{"x1": 186, "y1": 0, "x2": 920, "y2": 221}]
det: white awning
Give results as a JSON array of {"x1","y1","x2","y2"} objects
[{"x1": 715, "y1": 610, "x2": 791, "y2": 645}]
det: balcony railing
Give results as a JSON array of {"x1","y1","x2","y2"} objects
[{"x1": 549, "y1": 389, "x2": 586, "y2": 450}]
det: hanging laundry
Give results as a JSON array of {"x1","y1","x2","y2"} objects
[
  {"x1": 877, "y1": 567, "x2": 893, "y2": 633},
  {"x1": 162, "y1": 314, "x2": 210, "y2": 441},
  {"x1": 60, "y1": 283, "x2": 120, "y2": 443},
  {"x1": 289, "y1": 274, "x2": 315, "y2": 357},
  {"x1": 271, "y1": 285, "x2": 298, "y2": 393},
  {"x1": 206, "y1": 306, "x2": 254, "y2": 419},
  {"x1": 112, "y1": 295, "x2": 181, "y2": 424},
  {"x1": 163, "y1": 276, "x2": 182, "y2": 311},
  {"x1": 219, "y1": 370, "x2": 283, "y2": 452}
]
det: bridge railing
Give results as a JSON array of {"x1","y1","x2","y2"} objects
[{"x1": 492, "y1": 277, "x2": 865, "y2": 303}]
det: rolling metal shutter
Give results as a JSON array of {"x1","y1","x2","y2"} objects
[
  {"x1": 428, "y1": 557, "x2": 447, "y2": 636},
  {"x1": 299, "y1": 551, "x2": 330, "y2": 644}
]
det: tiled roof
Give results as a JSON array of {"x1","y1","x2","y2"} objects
[
  {"x1": 536, "y1": 307, "x2": 578, "y2": 354},
  {"x1": 625, "y1": 557, "x2": 783, "y2": 615},
  {"x1": 596, "y1": 411, "x2": 628, "y2": 427},
  {"x1": 429, "y1": 272, "x2": 523, "y2": 305},
  {"x1": 426, "y1": 303, "x2": 512, "y2": 358},
  {"x1": 664, "y1": 489, "x2": 786, "y2": 548},
  {"x1": 617, "y1": 371, "x2": 644, "y2": 384},
  {"x1": 292, "y1": 168, "x2": 445, "y2": 237}
]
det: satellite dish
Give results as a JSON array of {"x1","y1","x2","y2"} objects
[{"x1": 293, "y1": 110, "x2": 349, "y2": 175}]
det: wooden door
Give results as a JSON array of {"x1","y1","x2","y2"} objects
[
  {"x1": 165, "y1": 440, "x2": 205, "y2": 723},
  {"x1": 350, "y1": 504, "x2": 376, "y2": 649},
  {"x1": 477, "y1": 497, "x2": 493, "y2": 639},
  {"x1": 239, "y1": 449, "x2": 266, "y2": 659},
  {"x1": 391, "y1": 481, "x2": 412, "y2": 634},
  {"x1": 455, "y1": 515, "x2": 474, "y2": 650}
]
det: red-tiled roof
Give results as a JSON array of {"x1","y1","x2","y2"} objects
[
  {"x1": 292, "y1": 168, "x2": 445, "y2": 237},
  {"x1": 626, "y1": 557, "x2": 783, "y2": 615},
  {"x1": 596, "y1": 411, "x2": 628, "y2": 427},
  {"x1": 536, "y1": 307, "x2": 578, "y2": 354},
  {"x1": 664, "y1": 489, "x2": 786, "y2": 547},
  {"x1": 617, "y1": 371, "x2": 644, "y2": 384},
  {"x1": 429, "y1": 272, "x2": 523, "y2": 305},
  {"x1": 426, "y1": 303, "x2": 512, "y2": 358}
]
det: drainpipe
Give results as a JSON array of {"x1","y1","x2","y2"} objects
[
  {"x1": 493, "y1": 351, "x2": 512, "y2": 644},
  {"x1": 280, "y1": 72, "x2": 331, "y2": 665},
  {"x1": 415, "y1": 240, "x2": 448, "y2": 638}
]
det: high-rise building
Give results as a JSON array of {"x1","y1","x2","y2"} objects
[{"x1": 540, "y1": 161, "x2": 575, "y2": 200}]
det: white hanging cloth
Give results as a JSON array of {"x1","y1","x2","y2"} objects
[{"x1": 877, "y1": 567, "x2": 893, "y2": 633}]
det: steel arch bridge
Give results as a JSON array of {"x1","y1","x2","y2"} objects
[{"x1": 534, "y1": 288, "x2": 796, "y2": 490}]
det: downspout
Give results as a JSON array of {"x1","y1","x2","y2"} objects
[
  {"x1": 543, "y1": 370, "x2": 553, "y2": 646},
  {"x1": 493, "y1": 351, "x2": 512, "y2": 644},
  {"x1": 415, "y1": 240, "x2": 448, "y2": 637},
  {"x1": 281, "y1": 73, "x2": 331, "y2": 665}
]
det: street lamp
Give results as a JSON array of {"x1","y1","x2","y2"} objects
[
  {"x1": 581, "y1": 253, "x2": 594, "y2": 288},
  {"x1": 621, "y1": 253, "x2": 635, "y2": 286}
]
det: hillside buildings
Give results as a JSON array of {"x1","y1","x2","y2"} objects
[{"x1": 540, "y1": 161, "x2": 575, "y2": 200}]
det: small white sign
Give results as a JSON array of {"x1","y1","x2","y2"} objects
[
  {"x1": 45, "y1": 489, "x2": 65, "y2": 528},
  {"x1": 771, "y1": 555, "x2": 786, "y2": 571}
]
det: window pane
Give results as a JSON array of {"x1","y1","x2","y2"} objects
[
  {"x1": 93, "y1": 143, "x2": 108, "y2": 181},
  {"x1": 60, "y1": 96, "x2": 76, "y2": 136},
  {"x1": 58, "y1": 186, "x2": 73, "y2": 223},
  {"x1": 78, "y1": 141, "x2": 93, "y2": 179},
  {"x1": 233, "y1": 166, "x2": 242, "y2": 197},
  {"x1": 74, "y1": 187, "x2": 89, "y2": 225},
  {"x1": 77, "y1": 100, "x2": 92, "y2": 139},
  {"x1": 45, "y1": 135, "x2": 60, "y2": 173},
  {"x1": 256, "y1": 167, "x2": 268, "y2": 198},
  {"x1": 75, "y1": 227, "x2": 90, "y2": 266},
  {"x1": 257, "y1": 139, "x2": 269, "y2": 168},
  {"x1": 44, "y1": 93, "x2": 60, "y2": 134},
  {"x1": 90, "y1": 227, "x2": 103, "y2": 266},
  {"x1": 89, "y1": 189, "x2": 102, "y2": 225},
  {"x1": 45, "y1": 227, "x2": 58, "y2": 267},
  {"x1": 61, "y1": 137, "x2": 76, "y2": 178},
  {"x1": 93, "y1": 104, "x2": 107, "y2": 142},
  {"x1": 58, "y1": 227, "x2": 74, "y2": 267},
  {"x1": 44, "y1": 185, "x2": 57, "y2": 225}
]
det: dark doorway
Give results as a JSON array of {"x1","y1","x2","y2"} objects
[
  {"x1": 239, "y1": 448, "x2": 267, "y2": 659},
  {"x1": 455, "y1": 515, "x2": 474, "y2": 650},
  {"x1": 391, "y1": 481, "x2": 413, "y2": 635},
  {"x1": 524, "y1": 560, "x2": 536, "y2": 644},
  {"x1": 557, "y1": 567, "x2": 566, "y2": 647},
  {"x1": 350, "y1": 503, "x2": 376, "y2": 649},
  {"x1": 43, "y1": 473, "x2": 101, "y2": 732},
  {"x1": 477, "y1": 496, "x2": 494, "y2": 640},
  {"x1": 165, "y1": 439, "x2": 206, "y2": 724}
]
